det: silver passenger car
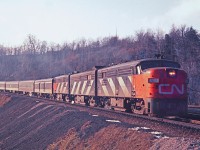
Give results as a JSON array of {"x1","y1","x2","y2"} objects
[
  {"x1": 5, "y1": 81, "x2": 19, "y2": 93},
  {"x1": 19, "y1": 80, "x2": 35, "y2": 95},
  {"x1": 0, "y1": 81, "x2": 6, "y2": 92},
  {"x1": 34, "y1": 78, "x2": 53, "y2": 97}
]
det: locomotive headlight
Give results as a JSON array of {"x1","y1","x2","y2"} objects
[
  {"x1": 148, "y1": 78, "x2": 159, "y2": 83},
  {"x1": 168, "y1": 69, "x2": 176, "y2": 78}
]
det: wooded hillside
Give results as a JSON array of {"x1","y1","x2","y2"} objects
[{"x1": 0, "y1": 25, "x2": 199, "y2": 104}]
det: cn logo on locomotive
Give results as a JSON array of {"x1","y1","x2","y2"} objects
[{"x1": 158, "y1": 84, "x2": 184, "y2": 95}]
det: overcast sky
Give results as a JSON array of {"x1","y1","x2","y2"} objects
[{"x1": 0, "y1": 0, "x2": 200, "y2": 46}]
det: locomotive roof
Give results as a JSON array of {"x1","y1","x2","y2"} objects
[
  {"x1": 98, "y1": 58, "x2": 180, "y2": 71},
  {"x1": 69, "y1": 58, "x2": 180, "y2": 76},
  {"x1": 70, "y1": 69, "x2": 96, "y2": 76},
  {"x1": 54, "y1": 74, "x2": 69, "y2": 79},
  {"x1": 19, "y1": 80, "x2": 35, "y2": 83},
  {"x1": 35, "y1": 78, "x2": 53, "y2": 82},
  {"x1": 5, "y1": 81, "x2": 19, "y2": 83}
]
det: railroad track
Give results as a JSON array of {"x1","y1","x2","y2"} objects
[
  {"x1": 186, "y1": 107, "x2": 200, "y2": 125},
  {"x1": 2, "y1": 93, "x2": 200, "y2": 131},
  {"x1": 188, "y1": 107, "x2": 200, "y2": 115}
]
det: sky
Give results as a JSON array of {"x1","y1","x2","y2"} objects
[{"x1": 0, "y1": 0, "x2": 200, "y2": 46}]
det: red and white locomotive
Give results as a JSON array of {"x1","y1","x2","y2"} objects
[{"x1": 0, "y1": 59, "x2": 188, "y2": 116}]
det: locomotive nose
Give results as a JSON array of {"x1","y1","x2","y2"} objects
[
  {"x1": 146, "y1": 68, "x2": 187, "y2": 97},
  {"x1": 148, "y1": 68, "x2": 185, "y2": 80}
]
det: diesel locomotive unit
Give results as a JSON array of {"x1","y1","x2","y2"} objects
[{"x1": 0, "y1": 59, "x2": 188, "y2": 116}]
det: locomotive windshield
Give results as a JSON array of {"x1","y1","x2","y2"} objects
[{"x1": 140, "y1": 60, "x2": 181, "y2": 70}]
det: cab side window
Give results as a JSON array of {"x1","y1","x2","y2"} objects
[{"x1": 136, "y1": 65, "x2": 141, "y2": 74}]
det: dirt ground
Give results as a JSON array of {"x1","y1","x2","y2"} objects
[
  {"x1": 0, "y1": 94, "x2": 200, "y2": 150},
  {"x1": 47, "y1": 124, "x2": 153, "y2": 150},
  {"x1": 0, "y1": 94, "x2": 11, "y2": 107}
]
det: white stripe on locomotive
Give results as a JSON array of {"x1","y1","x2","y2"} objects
[
  {"x1": 86, "y1": 80, "x2": 94, "y2": 95},
  {"x1": 108, "y1": 78, "x2": 115, "y2": 95},
  {"x1": 75, "y1": 81, "x2": 81, "y2": 94},
  {"x1": 71, "y1": 82, "x2": 77, "y2": 94},
  {"x1": 117, "y1": 76, "x2": 130, "y2": 96},
  {"x1": 81, "y1": 81, "x2": 87, "y2": 94}
]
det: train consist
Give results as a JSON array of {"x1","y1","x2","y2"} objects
[{"x1": 0, "y1": 59, "x2": 188, "y2": 116}]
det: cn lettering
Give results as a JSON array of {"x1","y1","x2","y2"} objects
[{"x1": 159, "y1": 84, "x2": 184, "y2": 95}]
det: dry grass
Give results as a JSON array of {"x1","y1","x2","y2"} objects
[
  {"x1": 47, "y1": 128, "x2": 81, "y2": 150},
  {"x1": 0, "y1": 94, "x2": 11, "y2": 107},
  {"x1": 47, "y1": 124, "x2": 154, "y2": 150}
]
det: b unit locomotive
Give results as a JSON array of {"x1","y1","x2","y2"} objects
[{"x1": 0, "y1": 59, "x2": 188, "y2": 116}]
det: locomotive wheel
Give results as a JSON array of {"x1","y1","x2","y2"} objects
[
  {"x1": 132, "y1": 105, "x2": 145, "y2": 114},
  {"x1": 133, "y1": 107, "x2": 145, "y2": 114},
  {"x1": 85, "y1": 100, "x2": 90, "y2": 106},
  {"x1": 84, "y1": 97, "x2": 90, "y2": 106},
  {"x1": 89, "y1": 99, "x2": 95, "y2": 107},
  {"x1": 132, "y1": 100, "x2": 145, "y2": 115},
  {"x1": 99, "y1": 101, "x2": 105, "y2": 107},
  {"x1": 104, "y1": 100, "x2": 111, "y2": 109}
]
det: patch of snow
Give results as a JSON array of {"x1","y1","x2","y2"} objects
[
  {"x1": 155, "y1": 135, "x2": 162, "y2": 139},
  {"x1": 106, "y1": 120, "x2": 121, "y2": 123},
  {"x1": 141, "y1": 127, "x2": 150, "y2": 130},
  {"x1": 129, "y1": 127, "x2": 140, "y2": 131},
  {"x1": 162, "y1": 136, "x2": 170, "y2": 139},
  {"x1": 151, "y1": 131, "x2": 163, "y2": 135}
]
